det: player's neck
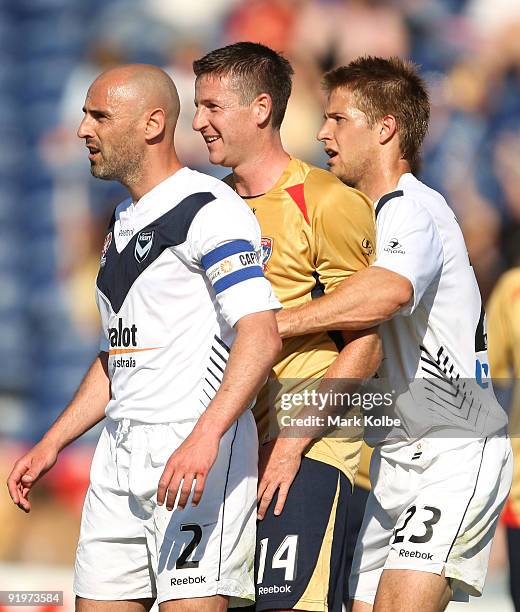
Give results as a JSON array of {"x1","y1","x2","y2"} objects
[
  {"x1": 232, "y1": 140, "x2": 290, "y2": 198},
  {"x1": 359, "y1": 159, "x2": 411, "y2": 203},
  {"x1": 126, "y1": 151, "x2": 183, "y2": 203}
]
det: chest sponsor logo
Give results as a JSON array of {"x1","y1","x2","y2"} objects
[
  {"x1": 109, "y1": 318, "x2": 137, "y2": 348},
  {"x1": 384, "y1": 237, "x2": 405, "y2": 254},
  {"x1": 135, "y1": 230, "x2": 154, "y2": 263},
  {"x1": 261, "y1": 237, "x2": 273, "y2": 270},
  {"x1": 106, "y1": 318, "x2": 161, "y2": 369},
  {"x1": 100, "y1": 231, "x2": 112, "y2": 267}
]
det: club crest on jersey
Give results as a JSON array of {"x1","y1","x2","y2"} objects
[
  {"x1": 362, "y1": 237, "x2": 374, "y2": 256},
  {"x1": 100, "y1": 231, "x2": 112, "y2": 267},
  {"x1": 135, "y1": 230, "x2": 154, "y2": 263},
  {"x1": 261, "y1": 237, "x2": 273, "y2": 270}
]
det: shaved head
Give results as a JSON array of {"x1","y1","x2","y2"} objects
[{"x1": 91, "y1": 64, "x2": 180, "y2": 130}]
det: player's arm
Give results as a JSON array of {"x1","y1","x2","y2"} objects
[
  {"x1": 277, "y1": 265, "x2": 412, "y2": 337},
  {"x1": 277, "y1": 196, "x2": 442, "y2": 338},
  {"x1": 7, "y1": 351, "x2": 110, "y2": 512}
]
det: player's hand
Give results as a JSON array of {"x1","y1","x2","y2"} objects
[
  {"x1": 257, "y1": 438, "x2": 303, "y2": 520},
  {"x1": 6, "y1": 440, "x2": 59, "y2": 513},
  {"x1": 157, "y1": 429, "x2": 220, "y2": 511}
]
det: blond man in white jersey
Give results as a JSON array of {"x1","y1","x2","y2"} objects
[
  {"x1": 276, "y1": 56, "x2": 512, "y2": 612},
  {"x1": 7, "y1": 64, "x2": 281, "y2": 611}
]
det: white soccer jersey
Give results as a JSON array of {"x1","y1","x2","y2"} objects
[
  {"x1": 95, "y1": 167, "x2": 280, "y2": 424},
  {"x1": 370, "y1": 173, "x2": 507, "y2": 442}
]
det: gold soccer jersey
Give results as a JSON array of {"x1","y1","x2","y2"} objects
[
  {"x1": 487, "y1": 268, "x2": 520, "y2": 527},
  {"x1": 239, "y1": 157, "x2": 376, "y2": 483}
]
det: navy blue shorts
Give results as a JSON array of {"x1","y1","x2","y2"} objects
[{"x1": 254, "y1": 456, "x2": 352, "y2": 612}]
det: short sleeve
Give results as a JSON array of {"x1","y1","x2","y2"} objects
[
  {"x1": 373, "y1": 197, "x2": 443, "y2": 315},
  {"x1": 185, "y1": 196, "x2": 281, "y2": 327},
  {"x1": 306, "y1": 173, "x2": 376, "y2": 293}
]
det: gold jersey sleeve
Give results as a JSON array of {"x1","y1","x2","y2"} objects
[
  {"x1": 243, "y1": 158, "x2": 376, "y2": 484},
  {"x1": 487, "y1": 268, "x2": 520, "y2": 526}
]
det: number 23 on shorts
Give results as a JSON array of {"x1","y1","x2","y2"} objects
[{"x1": 392, "y1": 505, "x2": 442, "y2": 545}]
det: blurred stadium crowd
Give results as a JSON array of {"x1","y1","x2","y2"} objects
[{"x1": 1, "y1": 0, "x2": 520, "y2": 579}]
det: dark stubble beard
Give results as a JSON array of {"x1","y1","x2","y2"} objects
[{"x1": 91, "y1": 129, "x2": 145, "y2": 187}]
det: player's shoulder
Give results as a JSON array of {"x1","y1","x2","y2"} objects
[
  {"x1": 181, "y1": 169, "x2": 259, "y2": 241},
  {"x1": 376, "y1": 174, "x2": 447, "y2": 224},
  {"x1": 297, "y1": 159, "x2": 374, "y2": 218},
  {"x1": 493, "y1": 267, "x2": 520, "y2": 299},
  {"x1": 183, "y1": 167, "x2": 246, "y2": 209}
]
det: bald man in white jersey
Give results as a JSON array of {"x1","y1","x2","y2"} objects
[
  {"x1": 7, "y1": 65, "x2": 281, "y2": 611},
  {"x1": 276, "y1": 57, "x2": 512, "y2": 612}
]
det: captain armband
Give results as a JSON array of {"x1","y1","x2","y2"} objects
[{"x1": 201, "y1": 240, "x2": 264, "y2": 294}]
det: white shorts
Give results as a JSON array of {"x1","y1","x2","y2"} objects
[
  {"x1": 349, "y1": 435, "x2": 512, "y2": 604},
  {"x1": 74, "y1": 413, "x2": 257, "y2": 606}
]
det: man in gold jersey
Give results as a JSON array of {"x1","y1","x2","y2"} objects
[
  {"x1": 192, "y1": 42, "x2": 381, "y2": 612},
  {"x1": 487, "y1": 262, "x2": 520, "y2": 611}
]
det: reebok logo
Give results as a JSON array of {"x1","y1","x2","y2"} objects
[
  {"x1": 170, "y1": 576, "x2": 207, "y2": 586},
  {"x1": 399, "y1": 549, "x2": 433, "y2": 560},
  {"x1": 258, "y1": 585, "x2": 292, "y2": 595}
]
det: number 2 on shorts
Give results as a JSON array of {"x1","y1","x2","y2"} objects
[{"x1": 176, "y1": 523, "x2": 203, "y2": 569}]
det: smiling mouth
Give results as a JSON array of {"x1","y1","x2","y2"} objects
[{"x1": 203, "y1": 135, "x2": 220, "y2": 144}]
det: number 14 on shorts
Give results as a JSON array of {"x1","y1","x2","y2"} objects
[{"x1": 257, "y1": 535, "x2": 299, "y2": 583}]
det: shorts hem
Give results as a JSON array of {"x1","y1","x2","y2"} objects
[
  {"x1": 292, "y1": 599, "x2": 327, "y2": 612},
  {"x1": 351, "y1": 595, "x2": 375, "y2": 606},
  {"x1": 444, "y1": 567, "x2": 482, "y2": 599},
  {"x1": 156, "y1": 583, "x2": 254, "y2": 606},
  {"x1": 255, "y1": 599, "x2": 297, "y2": 612},
  {"x1": 74, "y1": 590, "x2": 156, "y2": 601},
  {"x1": 255, "y1": 598, "x2": 327, "y2": 612},
  {"x1": 384, "y1": 561, "x2": 445, "y2": 575}
]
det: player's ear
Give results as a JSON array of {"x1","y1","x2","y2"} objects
[
  {"x1": 253, "y1": 93, "x2": 272, "y2": 127},
  {"x1": 145, "y1": 108, "x2": 166, "y2": 141},
  {"x1": 379, "y1": 114, "x2": 397, "y2": 145}
]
